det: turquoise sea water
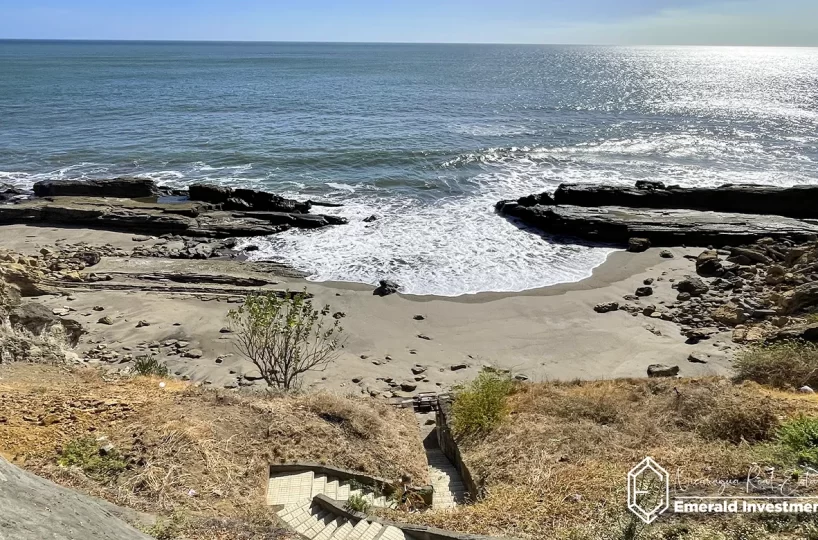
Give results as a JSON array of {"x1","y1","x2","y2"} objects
[{"x1": 1, "y1": 41, "x2": 817, "y2": 295}]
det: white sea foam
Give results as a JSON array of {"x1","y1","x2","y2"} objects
[
  {"x1": 243, "y1": 160, "x2": 615, "y2": 296},
  {"x1": 239, "y1": 132, "x2": 818, "y2": 296},
  {"x1": 325, "y1": 182, "x2": 357, "y2": 193}
]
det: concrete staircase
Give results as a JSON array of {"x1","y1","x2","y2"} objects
[
  {"x1": 276, "y1": 500, "x2": 412, "y2": 540},
  {"x1": 268, "y1": 470, "x2": 411, "y2": 540},
  {"x1": 417, "y1": 412, "x2": 468, "y2": 510},
  {"x1": 267, "y1": 470, "x2": 392, "y2": 509},
  {"x1": 426, "y1": 447, "x2": 467, "y2": 510}
]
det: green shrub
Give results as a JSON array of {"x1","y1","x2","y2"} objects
[
  {"x1": 345, "y1": 493, "x2": 372, "y2": 514},
  {"x1": 733, "y1": 340, "x2": 818, "y2": 389},
  {"x1": 58, "y1": 437, "x2": 127, "y2": 481},
  {"x1": 451, "y1": 371, "x2": 514, "y2": 439},
  {"x1": 228, "y1": 290, "x2": 343, "y2": 390},
  {"x1": 144, "y1": 512, "x2": 187, "y2": 540},
  {"x1": 777, "y1": 416, "x2": 818, "y2": 466},
  {"x1": 133, "y1": 354, "x2": 169, "y2": 377}
]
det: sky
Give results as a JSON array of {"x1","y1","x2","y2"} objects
[{"x1": 0, "y1": 0, "x2": 816, "y2": 46}]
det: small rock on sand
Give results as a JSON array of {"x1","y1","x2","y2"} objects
[
  {"x1": 688, "y1": 353, "x2": 709, "y2": 364},
  {"x1": 594, "y1": 302, "x2": 619, "y2": 313},
  {"x1": 647, "y1": 364, "x2": 680, "y2": 377}
]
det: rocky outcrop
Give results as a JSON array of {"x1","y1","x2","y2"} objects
[
  {"x1": 592, "y1": 234, "x2": 818, "y2": 345},
  {"x1": 0, "y1": 197, "x2": 345, "y2": 238},
  {"x1": 552, "y1": 182, "x2": 818, "y2": 219},
  {"x1": 0, "y1": 456, "x2": 153, "y2": 540},
  {"x1": 33, "y1": 178, "x2": 158, "y2": 199},
  {"x1": 496, "y1": 202, "x2": 818, "y2": 247},
  {"x1": 373, "y1": 280, "x2": 400, "y2": 297},
  {"x1": 189, "y1": 183, "x2": 311, "y2": 213},
  {"x1": 0, "y1": 182, "x2": 26, "y2": 202},
  {"x1": 8, "y1": 303, "x2": 84, "y2": 346}
]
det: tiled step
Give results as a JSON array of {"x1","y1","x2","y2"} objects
[
  {"x1": 312, "y1": 474, "x2": 328, "y2": 498},
  {"x1": 325, "y1": 477, "x2": 339, "y2": 499},
  {"x1": 302, "y1": 510, "x2": 333, "y2": 538},
  {"x1": 345, "y1": 519, "x2": 372, "y2": 540},
  {"x1": 358, "y1": 522, "x2": 383, "y2": 540},
  {"x1": 336, "y1": 480, "x2": 351, "y2": 501},
  {"x1": 268, "y1": 471, "x2": 315, "y2": 505},
  {"x1": 328, "y1": 521, "x2": 355, "y2": 540}
]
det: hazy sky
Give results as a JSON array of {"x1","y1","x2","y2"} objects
[{"x1": 1, "y1": 0, "x2": 816, "y2": 46}]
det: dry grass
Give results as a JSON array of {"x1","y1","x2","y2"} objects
[
  {"x1": 398, "y1": 377, "x2": 818, "y2": 540},
  {"x1": 734, "y1": 340, "x2": 818, "y2": 390},
  {"x1": 0, "y1": 364, "x2": 427, "y2": 539}
]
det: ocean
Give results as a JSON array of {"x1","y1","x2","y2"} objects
[{"x1": 1, "y1": 41, "x2": 817, "y2": 295}]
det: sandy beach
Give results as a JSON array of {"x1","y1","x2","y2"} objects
[{"x1": 0, "y1": 223, "x2": 734, "y2": 394}]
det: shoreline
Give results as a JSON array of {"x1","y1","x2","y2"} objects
[{"x1": 0, "y1": 223, "x2": 734, "y2": 395}]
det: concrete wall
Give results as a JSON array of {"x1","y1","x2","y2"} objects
[{"x1": 435, "y1": 397, "x2": 481, "y2": 500}]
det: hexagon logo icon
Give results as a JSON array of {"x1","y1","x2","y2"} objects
[{"x1": 628, "y1": 457, "x2": 669, "y2": 524}]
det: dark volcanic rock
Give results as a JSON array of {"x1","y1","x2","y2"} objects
[
  {"x1": 628, "y1": 237, "x2": 651, "y2": 253},
  {"x1": 33, "y1": 178, "x2": 158, "y2": 199},
  {"x1": 234, "y1": 211, "x2": 348, "y2": 229},
  {"x1": 696, "y1": 250, "x2": 723, "y2": 276},
  {"x1": 0, "y1": 183, "x2": 26, "y2": 202},
  {"x1": 553, "y1": 182, "x2": 818, "y2": 219},
  {"x1": 495, "y1": 202, "x2": 818, "y2": 247},
  {"x1": 373, "y1": 279, "x2": 400, "y2": 297},
  {"x1": 188, "y1": 183, "x2": 311, "y2": 213},
  {"x1": 677, "y1": 277, "x2": 710, "y2": 297},
  {"x1": 188, "y1": 183, "x2": 232, "y2": 204},
  {"x1": 517, "y1": 192, "x2": 556, "y2": 207},
  {"x1": 0, "y1": 197, "x2": 342, "y2": 238},
  {"x1": 635, "y1": 286, "x2": 654, "y2": 297},
  {"x1": 594, "y1": 302, "x2": 619, "y2": 313}
]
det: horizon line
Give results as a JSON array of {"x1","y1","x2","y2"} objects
[{"x1": 1, "y1": 38, "x2": 815, "y2": 49}]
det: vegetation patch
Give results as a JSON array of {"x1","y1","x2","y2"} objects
[
  {"x1": 228, "y1": 290, "x2": 344, "y2": 390},
  {"x1": 345, "y1": 493, "x2": 372, "y2": 514},
  {"x1": 133, "y1": 354, "x2": 169, "y2": 377},
  {"x1": 0, "y1": 364, "x2": 425, "y2": 540},
  {"x1": 451, "y1": 371, "x2": 514, "y2": 439},
  {"x1": 733, "y1": 340, "x2": 818, "y2": 389},
  {"x1": 57, "y1": 437, "x2": 127, "y2": 482},
  {"x1": 396, "y1": 376, "x2": 818, "y2": 539},
  {"x1": 777, "y1": 416, "x2": 818, "y2": 467}
]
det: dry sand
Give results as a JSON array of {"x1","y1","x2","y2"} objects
[{"x1": 0, "y1": 224, "x2": 735, "y2": 394}]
